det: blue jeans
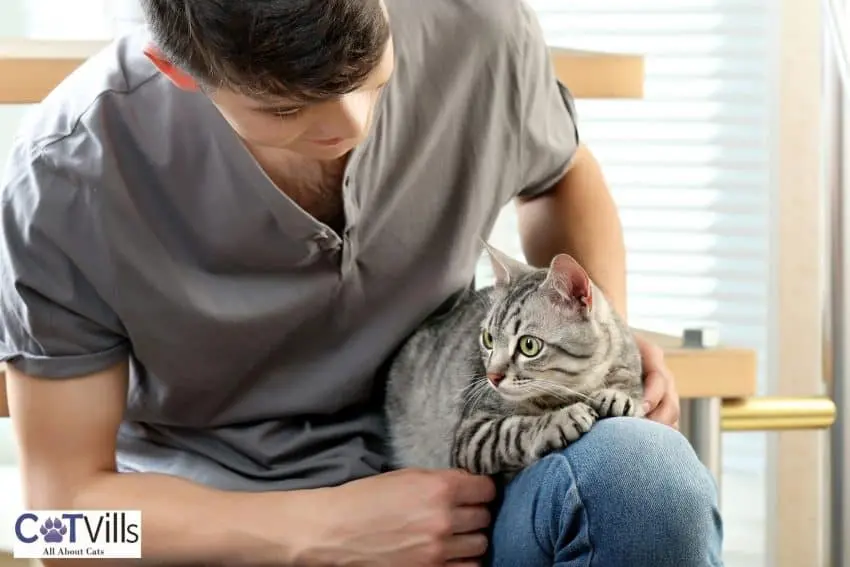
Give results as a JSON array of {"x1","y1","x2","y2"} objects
[{"x1": 488, "y1": 417, "x2": 724, "y2": 566}]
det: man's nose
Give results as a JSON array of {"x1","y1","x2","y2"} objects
[{"x1": 320, "y1": 91, "x2": 372, "y2": 141}]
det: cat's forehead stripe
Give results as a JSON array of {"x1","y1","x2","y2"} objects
[{"x1": 496, "y1": 276, "x2": 540, "y2": 328}]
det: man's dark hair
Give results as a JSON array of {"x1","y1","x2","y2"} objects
[{"x1": 140, "y1": 0, "x2": 391, "y2": 102}]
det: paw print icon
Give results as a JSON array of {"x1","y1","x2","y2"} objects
[{"x1": 39, "y1": 517, "x2": 68, "y2": 543}]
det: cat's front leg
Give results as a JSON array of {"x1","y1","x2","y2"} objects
[
  {"x1": 452, "y1": 412, "x2": 527, "y2": 476},
  {"x1": 590, "y1": 388, "x2": 644, "y2": 418},
  {"x1": 529, "y1": 402, "x2": 599, "y2": 462},
  {"x1": 452, "y1": 403, "x2": 600, "y2": 476}
]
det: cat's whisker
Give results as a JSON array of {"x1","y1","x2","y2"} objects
[
  {"x1": 470, "y1": 381, "x2": 497, "y2": 415},
  {"x1": 461, "y1": 378, "x2": 491, "y2": 415},
  {"x1": 455, "y1": 371, "x2": 489, "y2": 382},
  {"x1": 531, "y1": 376, "x2": 589, "y2": 394},
  {"x1": 465, "y1": 392, "x2": 487, "y2": 417},
  {"x1": 545, "y1": 385, "x2": 593, "y2": 404},
  {"x1": 522, "y1": 379, "x2": 594, "y2": 404},
  {"x1": 522, "y1": 381, "x2": 569, "y2": 399},
  {"x1": 459, "y1": 377, "x2": 488, "y2": 394}
]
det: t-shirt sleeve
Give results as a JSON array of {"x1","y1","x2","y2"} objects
[
  {"x1": 514, "y1": 2, "x2": 581, "y2": 199},
  {"x1": 0, "y1": 147, "x2": 130, "y2": 378}
]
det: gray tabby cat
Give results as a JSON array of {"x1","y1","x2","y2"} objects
[{"x1": 384, "y1": 243, "x2": 645, "y2": 476}]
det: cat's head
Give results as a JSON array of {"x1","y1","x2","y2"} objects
[{"x1": 479, "y1": 243, "x2": 618, "y2": 405}]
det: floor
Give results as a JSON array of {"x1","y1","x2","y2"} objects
[
  {"x1": 723, "y1": 470, "x2": 767, "y2": 566},
  {"x1": 721, "y1": 433, "x2": 768, "y2": 567}
]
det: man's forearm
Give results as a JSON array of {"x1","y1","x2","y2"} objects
[
  {"x1": 40, "y1": 471, "x2": 316, "y2": 567},
  {"x1": 516, "y1": 143, "x2": 628, "y2": 317}
]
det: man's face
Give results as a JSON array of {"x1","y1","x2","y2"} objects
[{"x1": 207, "y1": 38, "x2": 395, "y2": 160}]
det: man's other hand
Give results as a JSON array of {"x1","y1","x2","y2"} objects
[
  {"x1": 635, "y1": 334, "x2": 681, "y2": 429},
  {"x1": 299, "y1": 468, "x2": 496, "y2": 566}
]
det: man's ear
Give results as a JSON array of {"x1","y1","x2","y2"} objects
[{"x1": 142, "y1": 43, "x2": 199, "y2": 92}]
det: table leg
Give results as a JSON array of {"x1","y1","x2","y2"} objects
[{"x1": 679, "y1": 397, "x2": 723, "y2": 498}]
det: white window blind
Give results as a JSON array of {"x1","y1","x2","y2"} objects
[{"x1": 476, "y1": 2, "x2": 775, "y2": 565}]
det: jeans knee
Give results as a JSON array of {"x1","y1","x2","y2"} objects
[
  {"x1": 545, "y1": 417, "x2": 723, "y2": 563},
  {"x1": 574, "y1": 417, "x2": 718, "y2": 513}
]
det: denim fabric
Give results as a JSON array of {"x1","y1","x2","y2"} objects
[{"x1": 488, "y1": 417, "x2": 724, "y2": 566}]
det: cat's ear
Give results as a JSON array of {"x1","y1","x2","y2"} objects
[
  {"x1": 481, "y1": 240, "x2": 533, "y2": 286},
  {"x1": 541, "y1": 253, "x2": 593, "y2": 312}
]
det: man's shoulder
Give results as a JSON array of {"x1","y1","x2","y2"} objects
[
  {"x1": 1, "y1": 29, "x2": 215, "y2": 235},
  {"x1": 9, "y1": 27, "x2": 215, "y2": 196},
  {"x1": 5, "y1": 28, "x2": 219, "y2": 203},
  {"x1": 15, "y1": 29, "x2": 163, "y2": 153},
  {"x1": 455, "y1": 0, "x2": 541, "y2": 42},
  {"x1": 388, "y1": 0, "x2": 537, "y2": 50},
  {"x1": 381, "y1": 0, "x2": 547, "y2": 141},
  {"x1": 385, "y1": 0, "x2": 548, "y2": 105}
]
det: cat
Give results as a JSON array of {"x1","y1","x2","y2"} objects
[{"x1": 383, "y1": 242, "x2": 645, "y2": 477}]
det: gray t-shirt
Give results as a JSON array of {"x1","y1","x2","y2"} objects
[{"x1": 0, "y1": 0, "x2": 578, "y2": 491}]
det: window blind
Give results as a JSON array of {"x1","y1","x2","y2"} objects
[
  {"x1": 475, "y1": 2, "x2": 776, "y2": 565},
  {"x1": 478, "y1": 0, "x2": 773, "y2": 351}
]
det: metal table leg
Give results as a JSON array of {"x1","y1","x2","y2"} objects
[
  {"x1": 679, "y1": 397, "x2": 723, "y2": 497},
  {"x1": 678, "y1": 329, "x2": 724, "y2": 497}
]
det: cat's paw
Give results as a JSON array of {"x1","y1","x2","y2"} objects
[
  {"x1": 561, "y1": 402, "x2": 599, "y2": 432},
  {"x1": 591, "y1": 389, "x2": 641, "y2": 418},
  {"x1": 532, "y1": 402, "x2": 598, "y2": 459}
]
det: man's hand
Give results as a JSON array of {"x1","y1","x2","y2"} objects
[
  {"x1": 300, "y1": 468, "x2": 496, "y2": 566},
  {"x1": 635, "y1": 334, "x2": 680, "y2": 428}
]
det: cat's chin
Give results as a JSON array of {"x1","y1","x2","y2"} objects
[{"x1": 496, "y1": 390, "x2": 535, "y2": 405}]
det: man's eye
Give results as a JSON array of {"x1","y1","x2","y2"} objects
[
  {"x1": 255, "y1": 107, "x2": 303, "y2": 119},
  {"x1": 271, "y1": 109, "x2": 302, "y2": 120}
]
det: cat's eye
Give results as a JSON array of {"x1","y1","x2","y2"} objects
[
  {"x1": 518, "y1": 335, "x2": 543, "y2": 357},
  {"x1": 481, "y1": 329, "x2": 494, "y2": 350}
]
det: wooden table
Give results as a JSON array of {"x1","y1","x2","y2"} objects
[{"x1": 636, "y1": 329, "x2": 757, "y2": 399}]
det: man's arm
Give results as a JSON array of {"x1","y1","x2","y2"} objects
[
  {"x1": 8, "y1": 360, "x2": 496, "y2": 567},
  {"x1": 508, "y1": 3, "x2": 626, "y2": 316},
  {"x1": 515, "y1": 143, "x2": 628, "y2": 317},
  {"x1": 0, "y1": 367, "x2": 8, "y2": 417},
  {"x1": 7, "y1": 360, "x2": 314, "y2": 567}
]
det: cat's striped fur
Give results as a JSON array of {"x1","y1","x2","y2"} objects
[{"x1": 383, "y1": 243, "x2": 644, "y2": 476}]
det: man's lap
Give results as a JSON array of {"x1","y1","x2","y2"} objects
[{"x1": 488, "y1": 417, "x2": 724, "y2": 567}]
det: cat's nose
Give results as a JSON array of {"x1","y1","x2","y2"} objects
[{"x1": 487, "y1": 373, "x2": 506, "y2": 387}]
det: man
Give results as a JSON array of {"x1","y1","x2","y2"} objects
[{"x1": 0, "y1": 0, "x2": 723, "y2": 565}]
